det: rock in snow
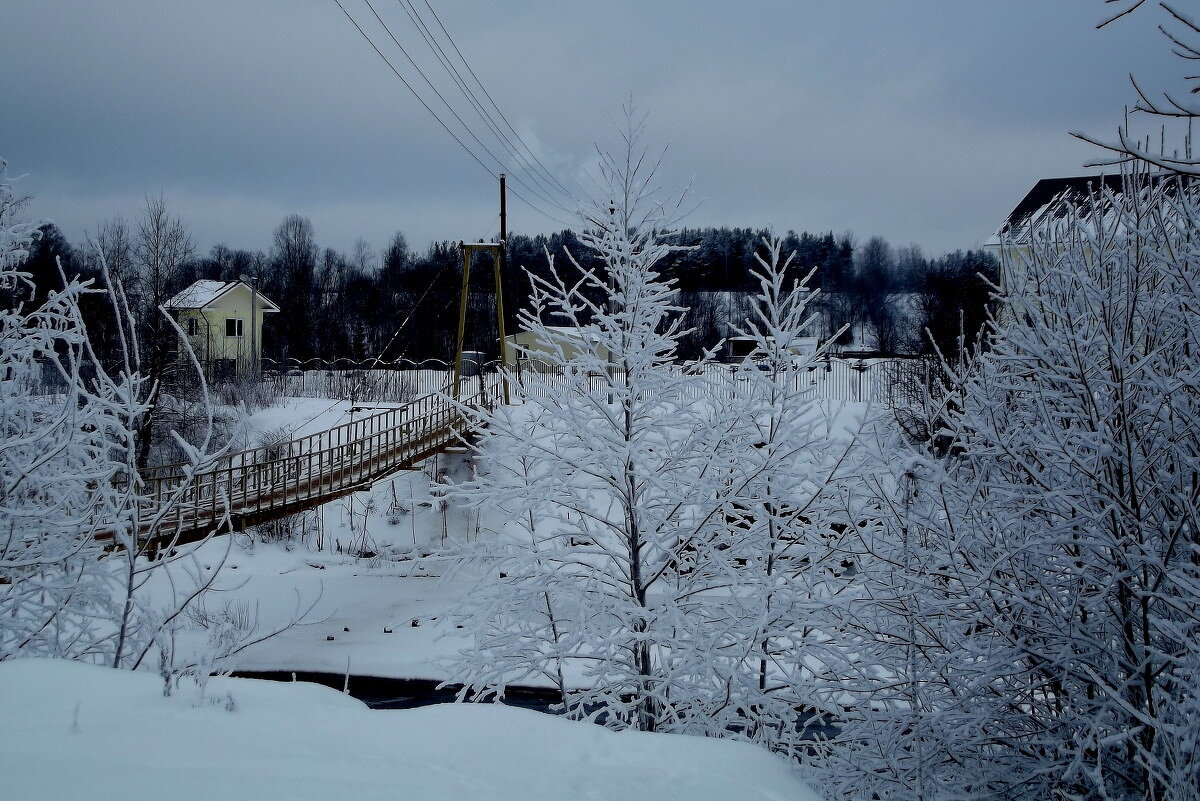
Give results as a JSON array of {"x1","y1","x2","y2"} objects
[{"x1": 0, "y1": 659, "x2": 823, "y2": 801}]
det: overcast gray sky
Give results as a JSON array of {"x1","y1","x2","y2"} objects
[{"x1": 0, "y1": 1, "x2": 1183, "y2": 259}]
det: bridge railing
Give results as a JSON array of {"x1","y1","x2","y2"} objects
[{"x1": 141, "y1": 374, "x2": 501, "y2": 534}]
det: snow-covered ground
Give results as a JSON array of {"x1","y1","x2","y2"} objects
[
  {"x1": 0, "y1": 659, "x2": 821, "y2": 801},
  {"x1": 241, "y1": 395, "x2": 376, "y2": 439},
  {"x1": 152, "y1": 396, "x2": 870, "y2": 684},
  {"x1": 140, "y1": 395, "x2": 872, "y2": 684},
  {"x1": 2, "y1": 394, "x2": 843, "y2": 799},
  {"x1": 148, "y1": 395, "x2": 486, "y2": 679},
  {"x1": 161, "y1": 535, "x2": 478, "y2": 680}
]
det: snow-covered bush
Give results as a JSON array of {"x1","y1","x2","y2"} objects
[
  {"x1": 0, "y1": 160, "x2": 139, "y2": 660},
  {"x1": 0, "y1": 161, "x2": 228, "y2": 668},
  {"x1": 824, "y1": 167, "x2": 1200, "y2": 800}
]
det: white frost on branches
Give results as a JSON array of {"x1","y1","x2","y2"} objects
[
  {"x1": 823, "y1": 167, "x2": 1200, "y2": 801},
  {"x1": 0, "y1": 160, "x2": 142, "y2": 660},
  {"x1": 444, "y1": 114, "x2": 866, "y2": 757},
  {"x1": 0, "y1": 160, "x2": 230, "y2": 670}
]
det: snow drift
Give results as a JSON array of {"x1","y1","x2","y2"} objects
[{"x1": 0, "y1": 659, "x2": 822, "y2": 801}]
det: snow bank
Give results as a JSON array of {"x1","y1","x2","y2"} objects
[
  {"x1": 240, "y1": 396, "x2": 387, "y2": 440},
  {"x1": 0, "y1": 659, "x2": 822, "y2": 801}
]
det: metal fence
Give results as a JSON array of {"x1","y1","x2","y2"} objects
[
  {"x1": 27, "y1": 355, "x2": 929, "y2": 410},
  {"x1": 513, "y1": 358, "x2": 930, "y2": 406},
  {"x1": 263, "y1": 368, "x2": 451, "y2": 404}
]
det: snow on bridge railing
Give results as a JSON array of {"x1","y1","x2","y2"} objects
[{"x1": 138, "y1": 374, "x2": 501, "y2": 539}]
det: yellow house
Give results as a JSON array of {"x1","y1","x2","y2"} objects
[{"x1": 164, "y1": 280, "x2": 279, "y2": 380}]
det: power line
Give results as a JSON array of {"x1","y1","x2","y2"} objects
[
  {"x1": 362, "y1": 1, "x2": 567, "y2": 217},
  {"x1": 332, "y1": 2, "x2": 493, "y2": 188},
  {"x1": 333, "y1": 0, "x2": 578, "y2": 228},
  {"x1": 331, "y1": 0, "x2": 573, "y2": 228},
  {"x1": 393, "y1": 0, "x2": 572, "y2": 208},
  {"x1": 418, "y1": 0, "x2": 578, "y2": 201},
  {"x1": 363, "y1": 0, "x2": 572, "y2": 215},
  {"x1": 343, "y1": 0, "x2": 576, "y2": 221}
]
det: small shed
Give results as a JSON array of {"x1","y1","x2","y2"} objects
[
  {"x1": 164, "y1": 280, "x2": 279, "y2": 380},
  {"x1": 724, "y1": 335, "x2": 819, "y2": 362},
  {"x1": 503, "y1": 326, "x2": 611, "y2": 372}
]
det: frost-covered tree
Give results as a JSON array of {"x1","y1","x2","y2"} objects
[
  {"x1": 447, "y1": 109, "x2": 730, "y2": 733},
  {"x1": 126, "y1": 196, "x2": 195, "y2": 470},
  {"x1": 824, "y1": 167, "x2": 1200, "y2": 801},
  {"x1": 266, "y1": 214, "x2": 318, "y2": 360},
  {"x1": 446, "y1": 113, "x2": 863, "y2": 751},
  {"x1": 1080, "y1": 2, "x2": 1200, "y2": 176},
  {"x1": 0, "y1": 161, "x2": 135, "y2": 660},
  {"x1": 0, "y1": 161, "x2": 227, "y2": 668},
  {"x1": 680, "y1": 237, "x2": 867, "y2": 756}
]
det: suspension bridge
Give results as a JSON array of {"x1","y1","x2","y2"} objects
[
  {"x1": 135, "y1": 375, "x2": 500, "y2": 547},
  {"x1": 126, "y1": 354, "x2": 923, "y2": 549}
]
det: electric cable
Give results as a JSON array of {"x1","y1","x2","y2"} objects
[
  {"x1": 362, "y1": 0, "x2": 574, "y2": 216},
  {"x1": 394, "y1": 0, "x2": 572, "y2": 208},
  {"x1": 332, "y1": 0, "x2": 574, "y2": 227},
  {"x1": 418, "y1": 0, "x2": 577, "y2": 200}
]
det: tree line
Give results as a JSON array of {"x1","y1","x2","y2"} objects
[{"x1": 18, "y1": 209, "x2": 997, "y2": 370}]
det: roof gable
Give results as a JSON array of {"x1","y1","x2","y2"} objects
[
  {"x1": 994, "y1": 172, "x2": 1187, "y2": 242},
  {"x1": 164, "y1": 280, "x2": 279, "y2": 312},
  {"x1": 1000, "y1": 175, "x2": 1124, "y2": 235}
]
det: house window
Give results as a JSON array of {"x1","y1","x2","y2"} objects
[
  {"x1": 226, "y1": 318, "x2": 244, "y2": 338},
  {"x1": 186, "y1": 317, "x2": 198, "y2": 336}
]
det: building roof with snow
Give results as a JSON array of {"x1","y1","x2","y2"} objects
[
  {"x1": 988, "y1": 174, "x2": 1123, "y2": 246},
  {"x1": 988, "y1": 172, "x2": 1190, "y2": 247},
  {"x1": 164, "y1": 280, "x2": 279, "y2": 312}
]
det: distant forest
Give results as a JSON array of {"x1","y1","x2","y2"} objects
[{"x1": 16, "y1": 210, "x2": 998, "y2": 368}]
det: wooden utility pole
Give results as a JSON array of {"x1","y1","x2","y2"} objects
[
  {"x1": 497, "y1": 174, "x2": 511, "y2": 404},
  {"x1": 499, "y1": 173, "x2": 507, "y2": 255}
]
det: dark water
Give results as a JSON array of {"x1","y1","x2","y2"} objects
[
  {"x1": 231, "y1": 670, "x2": 839, "y2": 743},
  {"x1": 230, "y1": 670, "x2": 563, "y2": 712}
]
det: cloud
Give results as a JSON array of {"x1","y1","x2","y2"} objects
[{"x1": 1, "y1": 1, "x2": 1184, "y2": 257}]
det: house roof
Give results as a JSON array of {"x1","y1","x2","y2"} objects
[
  {"x1": 989, "y1": 174, "x2": 1121, "y2": 246},
  {"x1": 990, "y1": 172, "x2": 1186, "y2": 245},
  {"x1": 1004, "y1": 175, "x2": 1124, "y2": 230},
  {"x1": 164, "y1": 280, "x2": 279, "y2": 312},
  {"x1": 506, "y1": 326, "x2": 604, "y2": 346},
  {"x1": 541, "y1": 325, "x2": 602, "y2": 343}
]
